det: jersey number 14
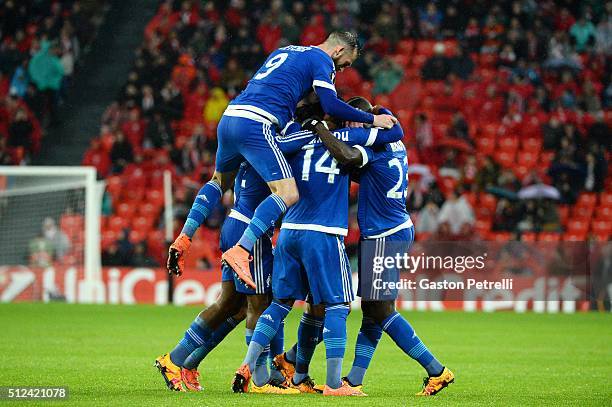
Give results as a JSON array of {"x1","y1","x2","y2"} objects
[{"x1": 302, "y1": 149, "x2": 340, "y2": 184}]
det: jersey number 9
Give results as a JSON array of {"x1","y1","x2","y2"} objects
[{"x1": 254, "y1": 53, "x2": 289, "y2": 80}]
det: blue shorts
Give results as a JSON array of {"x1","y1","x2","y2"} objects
[
  {"x1": 216, "y1": 113, "x2": 293, "y2": 182},
  {"x1": 220, "y1": 216, "x2": 273, "y2": 295},
  {"x1": 273, "y1": 229, "x2": 354, "y2": 305},
  {"x1": 358, "y1": 226, "x2": 415, "y2": 301}
]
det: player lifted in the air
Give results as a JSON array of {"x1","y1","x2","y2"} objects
[
  {"x1": 155, "y1": 163, "x2": 295, "y2": 394},
  {"x1": 298, "y1": 98, "x2": 455, "y2": 397},
  {"x1": 230, "y1": 97, "x2": 403, "y2": 396},
  {"x1": 166, "y1": 32, "x2": 396, "y2": 289}
]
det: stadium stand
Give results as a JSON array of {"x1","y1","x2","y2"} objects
[
  {"x1": 34, "y1": 1, "x2": 612, "y2": 265},
  {"x1": 0, "y1": 0, "x2": 109, "y2": 164}
]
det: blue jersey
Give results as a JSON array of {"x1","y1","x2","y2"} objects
[
  {"x1": 357, "y1": 141, "x2": 413, "y2": 238},
  {"x1": 275, "y1": 123, "x2": 404, "y2": 235},
  {"x1": 231, "y1": 161, "x2": 270, "y2": 220},
  {"x1": 232, "y1": 45, "x2": 336, "y2": 129}
]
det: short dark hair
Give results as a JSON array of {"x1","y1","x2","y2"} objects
[
  {"x1": 327, "y1": 31, "x2": 362, "y2": 55},
  {"x1": 347, "y1": 96, "x2": 372, "y2": 113}
]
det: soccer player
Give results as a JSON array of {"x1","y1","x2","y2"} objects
[
  {"x1": 305, "y1": 99, "x2": 455, "y2": 396},
  {"x1": 166, "y1": 32, "x2": 397, "y2": 290},
  {"x1": 231, "y1": 98, "x2": 404, "y2": 396},
  {"x1": 155, "y1": 163, "x2": 295, "y2": 394}
]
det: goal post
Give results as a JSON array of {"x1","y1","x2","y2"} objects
[{"x1": 0, "y1": 166, "x2": 103, "y2": 298}]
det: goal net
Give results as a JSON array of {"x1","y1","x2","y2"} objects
[{"x1": 0, "y1": 167, "x2": 102, "y2": 302}]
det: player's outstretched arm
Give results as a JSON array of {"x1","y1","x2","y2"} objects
[
  {"x1": 302, "y1": 118, "x2": 367, "y2": 167},
  {"x1": 315, "y1": 87, "x2": 397, "y2": 129}
]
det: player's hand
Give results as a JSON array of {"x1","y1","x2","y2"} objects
[
  {"x1": 301, "y1": 117, "x2": 328, "y2": 132},
  {"x1": 167, "y1": 233, "x2": 191, "y2": 276},
  {"x1": 373, "y1": 113, "x2": 397, "y2": 129}
]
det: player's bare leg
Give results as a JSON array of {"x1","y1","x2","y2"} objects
[{"x1": 222, "y1": 177, "x2": 299, "y2": 289}]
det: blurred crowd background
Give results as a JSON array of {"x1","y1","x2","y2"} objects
[{"x1": 1, "y1": 0, "x2": 610, "y2": 268}]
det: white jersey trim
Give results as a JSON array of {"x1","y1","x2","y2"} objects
[
  {"x1": 364, "y1": 218, "x2": 414, "y2": 239},
  {"x1": 281, "y1": 222, "x2": 347, "y2": 236},
  {"x1": 228, "y1": 209, "x2": 251, "y2": 224},
  {"x1": 365, "y1": 128, "x2": 379, "y2": 146},
  {"x1": 352, "y1": 145, "x2": 369, "y2": 168},
  {"x1": 312, "y1": 80, "x2": 337, "y2": 93},
  {"x1": 224, "y1": 104, "x2": 279, "y2": 125}
]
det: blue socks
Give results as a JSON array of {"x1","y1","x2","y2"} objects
[
  {"x1": 346, "y1": 316, "x2": 383, "y2": 386},
  {"x1": 181, "y1": 181, "x2": 223, "y2": 237},
  {"x1": 382, "y1": 312, "x2": 444, "y2": 377},
  {"x1": 269, "y1": 320, "x2": 286, "y2": 383},
  {"x1": 242, "y1": 301, "x2": 292, "y2": 372},
  {"x1": 182, "y1": 316, "x2": 240, "y2": 369},
  {"x1": 323, "y1": 304, "x2": 350, "y2": 389},
  {"x1": 169, "y1": 316, "x2": 213, "y2": 367},
  {"x1": 238, "y1": 194, "x2": 286, "y2": 251},
  {"x1": 293, "y1": 313, "x2": 324, "y2": 383}
]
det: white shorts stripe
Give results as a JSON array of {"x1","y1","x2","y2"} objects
[{"x1": 263, "y1": 123, "x2": 293, "y2": 179}]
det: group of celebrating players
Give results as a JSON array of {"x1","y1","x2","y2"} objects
[{"x1": 155, "y1": 31, "x2": 454, "y2": 397}]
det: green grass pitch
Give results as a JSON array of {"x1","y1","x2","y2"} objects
[{"x1": 1, "y1": 303, "x2": 610, "y2": 406}]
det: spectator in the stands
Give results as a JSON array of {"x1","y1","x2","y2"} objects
[
  {"x1": 82, "y1": 138, "x2": 111, "y2": 178},
  {"x1": 421, "y1": 42, "x2": 450, "y2": 80},
  {"x1": 203, "y1": 87, "x2": 229, "y2": 123},
  {"x1": 418, "y1": 2, "x2": 443, "y2": 38},
  {"x1": 145, "y1": 111, "x2": 173, "y2": 148},
  {"x1": 476, "y1": 156, "x2": 500, "y2": 191},
  {"x1": 417, "y1": 200, "x2": 440, "y2": 234},
  {"x1": 28, "y1": 40, "x2": 64, "y2": 124},
  {"x1": 587, "y1": 111, "x2": 610, "y2": 150},
  {"x1": 449, "y1": 47, "x2": 474, "y2": 80},
  {"x1": 414, "y1": 113, "x2": 434, "y2": 151},
  {"x1": 110, "y1": 131, "x2": 133, "y2": 173},
  {"x1": 569, "y1": 16, "x2": 596, "y2": 52},
  {"x1": 437, "y1": 189, "x2": 475, "y2": 235},
  {"x1": 131, "y1": 242, "x2": 159, "y2": 267},
  {"x1": 8, "y1": 108, "x2": 33, "y2": 153},
  {"x1": 370, "y1": 56, "x2": 403, "y2": 95},
  {"x1": 42, "y1": 217, "x2": 70, "y2": 260}
]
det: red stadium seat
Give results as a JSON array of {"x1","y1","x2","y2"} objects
[
  {"x1": 132, "y1": 216, "x2": 154, "y2": 233},
  {"x1": 105, "y1": 176, "x2": 123, "y2": 201},
  {"x1": 517, "y1": 150, "x2": 539, "y2": 168},
  {"x1": 558, "y1": 205, "x2": 570, "y2": 225},
  {"x1": 520, "y1": 232, "x2": 537, "y2": 242},
  {"x1": 567, "y1": 219, "x2": 589, "y2": 234},
  {"x1": 591, "y1": 220, "x2": 611, "y2": 235},
  {"x1": 107, "y1": 216, "x2": 128, "y2": 233},
  {"x1": 538, "y1": 232, "x2": 561, "y2": 242},
  {"x1": 498, "y1": 137, "x2": 519, "y2": 153},
  {"x1": 146, "y1": 189, "x2": 165, "y2": 207},
  {"x1": 489, "y1": 232, "x2": 511, "y2": 242},
  {"x1": 572, "y1": 205, "x2": 594, "y2": 221},
  {"x1": 564, "y1": 231, "x2": 587, "y2": 241},
  {"x1": 598, "y1": 191, "x2": 612, "y2": 207},
  {"x1": 476, "y1": 136, "x2": 495, "y2": 155},
  {"x1": 129, "y1": 229, "x2": 145, "y2": 243},
  {"x1": 101, "y1": 230, "x2": 118, "y2": 249},
  {"x1": 494, "y1": 150, "x2": 516, "y2": 168},
  {"x1": 416, "y1": 40, "x2": 435, "y2": 57},
  {"x1": 396, "y1": 39, "x2": 415, "y2": 55},
  {"x1": 522, "y1": 138, "x2": 542, "y2": 154},
  {"x1": 576, "y1": 193, "x2": 597, "y2": 210},
  {"x1": 139, "y1": 202, "x2": 161, "y2": 219},
  {"x1": 115, "y1": 202, "x2": 136, "y2": 219}
]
